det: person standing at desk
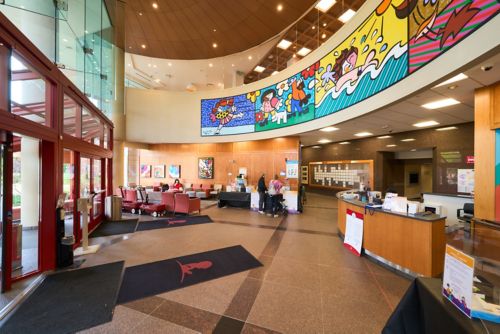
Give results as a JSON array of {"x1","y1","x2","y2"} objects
[
  {"x1": 258, "y1": 173, "x2": 267, "y2": 214},
  {"x1": 269, "y1": 175, "x2": 283, "y2": 217}
]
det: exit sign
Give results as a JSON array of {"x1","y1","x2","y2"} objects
[{"x1": 466, "y1": 156, "x2": 475, "y2": 164}]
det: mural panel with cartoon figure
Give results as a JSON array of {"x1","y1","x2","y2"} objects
[
  {"x1": 200, "y1": 0, "x2": 499, "y2": 136},
  {"x1": 201, "y1": 94, "x2": 255, "y2": 136},
  {"x1": 405, "y1": 0, "x2": 500, "y2": 73},
  {"x1": 254, "y1": 66, "x2": 316, "y2": 132},
  {"x1": 314, "y1": 0, "x2": 408, "y2": 118}
]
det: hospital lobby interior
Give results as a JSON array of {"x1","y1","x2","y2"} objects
[{"x1": 0, "y1": 0, "x2": 499, "y2": 333}]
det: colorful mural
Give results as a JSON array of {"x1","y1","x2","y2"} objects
[
  {"x1": 255, "y1": 68, "x2": 316, "y2": 132},
  {"x1": 201, "y1": 94, "x2": 255, "y2": 136},
  {"x1": 407, "y1": 0, "x2": 500, "y2": 73},
  {"x1": 315, "y1": 1, "x2": 408, "y2": 117},
  {"x1": 200, "y1": 0, "x2": 500, "y2": 136}
]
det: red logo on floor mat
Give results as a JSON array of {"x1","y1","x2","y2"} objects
[
  {"x1": 168, "y1": 219, "x2": 187, "y2": 225},
  {"x1": 176, "y1": 260, "x2": 213, "y2": 283}
]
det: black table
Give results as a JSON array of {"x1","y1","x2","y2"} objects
[
  {"x1": 218, "y1": 191, "x2": 251, "y2": 208},
  {"x1": 383, "y1": 277, "x2": 500, "y2": 334}
]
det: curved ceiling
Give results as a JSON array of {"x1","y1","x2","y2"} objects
[{"x1": 125, "y1": 0, "x2": 317, "y2": 59}]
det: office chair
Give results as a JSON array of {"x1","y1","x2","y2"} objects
[{"x1": 457, "y1": 203, "x2": 474, "y2": 231}]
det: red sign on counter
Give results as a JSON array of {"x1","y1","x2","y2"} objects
[{"x1": 466, "y1": 156, "x2": 475, "y2": 164}]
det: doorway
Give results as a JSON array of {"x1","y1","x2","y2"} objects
[{"x1": 0, "y1": 131, "x2": 42, "y2": 292}]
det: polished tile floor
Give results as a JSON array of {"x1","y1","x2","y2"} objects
[{"x1": 78, "y1": 193, "x2": 411, "y2": 334}]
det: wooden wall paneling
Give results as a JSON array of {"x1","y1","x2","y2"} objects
[
  {"x1": 474, "y1": 87, "x2": 495, "y2": 221},
  {"x1": 490, "y1": 82, "x2": 500, "y2": 129}
]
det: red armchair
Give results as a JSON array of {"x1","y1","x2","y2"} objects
[
  {"x1": 161, "y1": 191, "x2": 176, "y2": 213},
  {"x1": 174, "y1": 193, "x2": 201, "y2": 215}
]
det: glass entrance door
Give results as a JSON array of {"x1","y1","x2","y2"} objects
[{"x1": 0, "y1": 139, "x2": 5, "y2": 292}]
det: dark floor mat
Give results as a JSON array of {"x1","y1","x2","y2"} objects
[
  {"x1": 1, "y1": 261, "x2": 125, "y2": 334},
  {"x1": 136, "y1": 215, "x2": 213, "y2": 231},
  {"x1": 117, "y1": 245, "x2": 261, "y2": 304},
  {"x1": 89, "y1": 219, "x2": 138, "y2": 237}
]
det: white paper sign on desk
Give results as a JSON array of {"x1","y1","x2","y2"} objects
[
  {"x1": 442, "y1": 244, "x2": 474, "y2": 318},
  {"x1": 344, "y1": 209, "x2": 364, "y2": 256}
]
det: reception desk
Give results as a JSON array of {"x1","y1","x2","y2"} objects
[{"x1": 338, "y1": 197, "x2": 446, "y2": 277}]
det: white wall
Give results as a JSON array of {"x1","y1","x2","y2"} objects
[{"x1": 125, "y1": 3, "x2": 500, "y2": 144}]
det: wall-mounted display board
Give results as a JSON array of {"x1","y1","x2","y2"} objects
[
  {"x1": 457, "y1": 169, "x2": 474, "y2": 193},
  {"x1": 201, "y1": 0, "x2": 499, "y2": 136},
  {"x1": 309, "y1": 160, "x2": 373, "y2": 190}
]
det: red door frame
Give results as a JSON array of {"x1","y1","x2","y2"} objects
[{"x1": 0, "y1": 11, "x2": 114, "y2": 290}]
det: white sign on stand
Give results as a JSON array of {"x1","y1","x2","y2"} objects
[
  {"x1": 286, "y1": 160, "x2": 299, "y2": 179},
  {"x1": 442, "y1": 244, "x2": 474, "y2": 318},
  {"x1": 344, "y1": 209, "x2": 364, "y2": 256}
]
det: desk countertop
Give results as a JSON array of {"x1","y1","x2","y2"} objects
[
  {"x1": 423, "y1": 192, "x2": 474, "y2": 199},
  {"x1": 341, "y1": 197, "x2": 446, "y2": 222}
]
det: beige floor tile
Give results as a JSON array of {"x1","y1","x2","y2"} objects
[
  {"x1": 247, "y1": 281, "x2": 323, "y2": 334},
  {"x1": 264, "y1": 256, "x2": 321, "y2": 291},
  {"x1": 158, "y1": 272, "x2": 247, "y2": 315}
]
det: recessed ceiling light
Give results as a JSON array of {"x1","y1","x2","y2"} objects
[
  {"x1": 254, "y1": 65, "x2": 265, "y2": 73},
  {"x1": 377, "y1": 135, "x2": 391, "y2": 139},
  {"x1": 338, "y1": 9, "x2": 356, "y2": 23},
  {"x1": 212, "y1": 42, "x2": 217, "y2": 48},
  {"x1": 386, "y1": 144, "x2": 397, "y2": 147},
  {"x1": 168, "y1": 62, "x2": 172, "y2": 67},
  {"x1": 248, "y1": 55, "x2": 253, "y2": 60},
  {"x1": 213, "y1": 28, "x2": 217, "y2": 32},
  {"x1": 312, "y1": 145, "x2": 321, "y2": 149},
  {"x1": 436, "y1": 126, "x2": 458, "y2": 131},
  {"x1": 154, "y1": 78, "x2": 160, "y2": 83},
  {"x1": 208, "y1": 63, "x2": 213, "y2": 67},
  {"x1": 312, "y1": 26, "x2": 316, "y2": 30},
  {"x1": 277, "y1": 4, "x2": 283, "y2": 11},
  {"x1": 141, "y1": 44, "x2": 146, "y2": 49},
  {"x1": 231, "y1": 64, "x2": 235, "y2": 67},
  {"x1": 323, "y1": 22, "x2": 327, "y2": 27},
  {"x1": 127, "y1": 63, "x2": 131, "y2": 67},
  {"x1": 321, "y1": 33, "x2": 327, "y2": 39},
  {"x1": 320, "y1": 126, "x2": 338, "y2": 132},
  {"x1": 410, "y1": 149, "x2": 417, "y2": 152},
  {"x1": 315, "y1": 0, "x2": 337, "y2": 13},
  {"x1": 271, "y1": 70, "x2": 279, "y2": 76},
  {"x1": 339, "y1": 141, "x2": 350, "y2": 145},
  {"x1": 147, "y1": 63, "x2": 151, "y2": 67},
  {"x1": 401, "y1": 138, "x2": 416, "y2": 142},
  {"x1": 354, "y1": 132, "x2": 373, "y2": 137},
  {"x1": 413, "y1": 120, "x2": 440, "y2": 128},
  {"x1": 277, "y1": 39, "x2": 292, "y2": 50},
  {"x1": 138, "y1": 12, "x2": 143, "y2": 16},
  {"x1": 297, "y1": 47, "x2": 311, "y2": 56},
  {"x1": 152, "y1": 2, "x2": 158, "y2": 9},
  {"x1": 292, "y1": 53, "x2": 297, "y2": 58},
  {"x1": 318, "y1": 139, "x2": 331, "y2": 144},
  {"x1": 153, "y1": 64, "x2": 157, "y2": 68},
  {"x1": 434, "y1": 73, "x2": 468, "y2": 87},
  {"x1": 422, "y1": 98, "x2": 460, "y2": 109}
]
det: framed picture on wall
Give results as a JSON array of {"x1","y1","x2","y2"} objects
[
  {"x1": 169, "y1": 165, "x2": 181, "y2": 178},
  {"x1": 140, "y1": 164, "x2": 151, "y2": 178},
  {"x1": 153, "y1": 165, "x2": 166, "y2": 178},
  {"x1": 198, "y1": 157, "x2": 214, "y2": 179},
  {"x1": 301, "y1": 166, "x2": 309, "y2": 184}
]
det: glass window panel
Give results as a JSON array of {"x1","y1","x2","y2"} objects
[
  {"x1": 0, "y1": 5, "x2": 56, "y2": 62},
  {"x1": 4, "y1": 0, "x2": 56, "y2": 17},
  {"x1": 103, "y1": 124, "x2": 109, "y2": 149},
  {"x1": 63, "y1": 94, "x2": 81, "y2": 137},
  {"x1": 80, "y1": 157, "x2": 90, "y2": 197},
  {"x1": 57, "y1": 0, "x2": 85, "y2": 93},
  {"x1": 85, "y1": 0, "x2": 102, "y2": 110},
  {"x1": 12, "y1": 134, "x2": 40, "y2": 279},
  {"x1": 82, "y1": 107, "x2": 102, "y2": 146},
  {"x1": 93, "y1": 159, "x2": 102, "y2": 218},
  {"x1": 63, "y1": 149, "x2": 76, "y2": 235},
  {"x1": 10, "y1": 54, "x2": 48, "y2": 126}
]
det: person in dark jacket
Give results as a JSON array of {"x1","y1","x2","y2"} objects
[{"x1": 257, "y1": 173, "x2": 267, "y2": 214}]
